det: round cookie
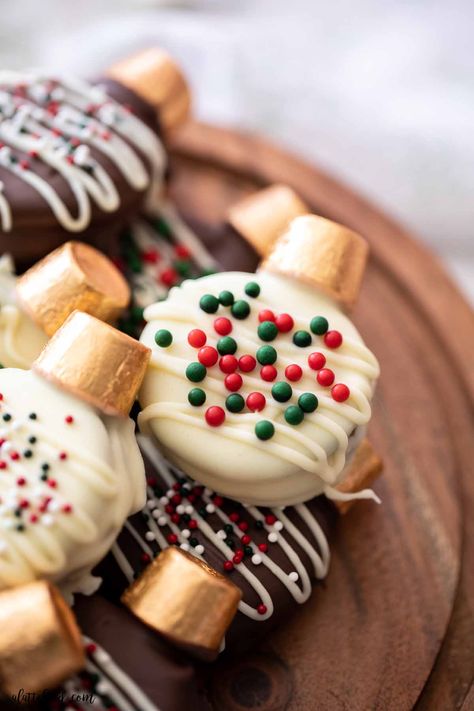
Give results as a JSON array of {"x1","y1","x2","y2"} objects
[{"x1": 138, "y1": 269, "x2": 379, "y2": 506}]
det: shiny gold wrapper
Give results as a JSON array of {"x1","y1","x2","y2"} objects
[
  {"x1": 122, "y1": 547, "x2": 241, "y2": 661},
  {"x1": 107, "y1": 48, "x2": 191, "y2": 131},
  {"x1": 335, "y1": 439, "x2": 383, "y2": 514},
  {"x1": 227, "y1": 184, "x2": 308, "y2": 256},
  {"x1": 262, "y1": 214, "x2": 369, "y2": 310},
  {"x1": 16, "y1": 241, "x2": 130, "y2": 337},
  {"x1": 0, "y1": 581, "x2": 84, "y2": 696},
  {"x1": 33, "y1": 311, "x2": 150, "y2": 417}
]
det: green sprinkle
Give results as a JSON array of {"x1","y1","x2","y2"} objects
[
  {"x1": 219, "y1": 290, "x2": 234, "y2": 306},
  {"x1": 224, "y1": 523, "x2": 234, "y2": 534},
  {"x1": 154, "y1": 329, "x2": 173, "y2": 348},
  {"x1": 255, "y1": 420, "x2": 275, "y2": 440},
  {"x1": 29, "y1": 413, "x2": 37, "y2": 420},
  {"x1": 258, "y1": 321, "x2": 278, "y2": 342},
  {"x1": 190, "y1": 537, "x2": 199, "y2": 547},
  {"x1": 244, "y1": 545, "x2": 253, "y2": 556},
  {"x1": 293, "y1": 330, "x2": 312, "y2": 348},
  {"x1": 217, "y1": 336, "x2": 237, "y2": 355},
  {"x1": 256, "y1": 345, "x2": 277, "y2": 365},
  {"x1": 271, "y1": 382, "x2": 293, "y2": 403},
  {"x1": 174, "y1": 260, "x2": 192, "y2": 278},
  {"x1": 310, "y1": 316, "x2": 329, "y2": 335},
  {"x1": 23, "y1": 450, "x2": 33, "y2": 458},
  {"x1": 186, "y1": 362, "x2": 207, "y2": 382},
  {"x1": 2, "y1": 414, "x2": 11, "y2": 422},
  {"x1": 188, "y1": 388, "x2": 206, "y2": 407},
  {"x1": 154, "y1": 217, "x2": 172, "y2": 239},
  {"x1": 201, "y1": 267, "x2": 217, "y2": 277},
  {"x1": 298, "y1": 393, "x2": 319, "y2": 412},
  {"x1": 199, "y1": 294, "x2": 220, "y2": 313},
  {"x1": 231, "y1": 300, "x2": 251, "y2": 319},
  {"x1": 226, "y1": 393, "x2": 245, "y2": 413},
  {"x1": 28, "y1": 436, "x2": 36, "y2": 444},
  {"x1": 284, "y1": 405, "x2": 305, "y2": 426},
  {"x1": 131, "y1": 305, "x2": 145, "y2": 323},
  {"x1": 244, "y1": 281, "x2": 260, "y2": 298}
]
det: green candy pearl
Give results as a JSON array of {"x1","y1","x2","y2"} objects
[
  {"x1": 231, "y1": 299, "x2": 251, "y2": 319},
  {"x1": 186, "y1": 362, "x2": 207, "y2": 382},
  {"x1": 255, "y1": 420, "x2": 275, "y2": 440},
  {"x1": 154, "y1": 329, "x2": 173, "y2": 348},
  {"x1": 244, "y1": 281, "x2": 261, "y2": 298},
  {"x1": 256, "y1": 345, "x2": 277, "y2": 365},
  {"x1": 217, "y1": 336, "x2": 237, "y2": 355},
  {"x1": 293, "y1": 330, "x2": 312, "y2": 348},
  {"x1": 226, "y1": 393, "x2": 245, "y2": 413},
  {"x1": 199, "y1": 294, "x2": 220, "y2": 313},
  {"x1": 258, "y1": 320, "x2": 278, "y2": 342},
  {"x1": 271, "y1": 382, "x2": 293, "y2": 403},
  {"x1": 310, "y1": 316, "x2": 329, "y2": 335},
  {"x1": 298, "y1": 392, "x2": 319, "y2": 413},
  {"x1": 188, "y1": 388, "x2": 206, "y2": 406},
  {"x1": 219, "y1": 290, "x2": 235, "y2": 306},
  {"x1": 284, "y1": 405, "x2": 304, "y2": 426}
]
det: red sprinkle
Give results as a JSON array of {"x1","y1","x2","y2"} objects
[
  {"x1": 86, "y1": 643, "x2": 97, "y2": 655},
  {"x1": 65, "y1": 415, "x2": 74, "y2": 424},
  {"x1": 219, "y1": 355, "x2": 239, "y2": 374},
  {"x1": 317, "y1": 368, "x2": 335, "y2": 387},
  {"x1": 175, "y1": 244, "x2": 191, "y2": 259},
  {"x1": 275, "y1": 313, "x2": 294, "y2": 332},
  {"x1": 188, "y1": 519, "x2": 198, "y2": 529},
  {"x1": 142, "y1": 249, "x2": 160, "y2": 264},
  {"x1": 285, "y1": 364, "x2": 303, "y2": 381},
  {"x1": 239, "y1": 355, "x2": 257, "y2": 373},
  {"x1": 205, "y1": 406, "x2": 226, "y2": 427},
  {"x1": 141, "y1": 553, "x2": 151, "y2": 564},
  {"x1": 260, "y1": 365, "x2": 277, "y2": 382},
  {"x1": 10, "y1": 452, "x2": 20, "y2": 461},
  {"x1": 213, "y1": 495, "x2": 224, "y2": 507},
  {"x1": 171, "y1": 513, "x2": 181, "y2": 524},
  {"x1": 233, "y1": 550, "x2": 244, "y2": 564},
  {"x1": 214, "y1": 317, "x2": 232, "y2": 336},
  {"x1": 19, "y1": 498, "x2": 29, "y2": 508},
  {"x1": 241, "y1": 534, "x2": 252, "y2": 545},
  {"x1": 324, "y1": 330, "x2": 343, "y2": 349},
  {"x1": 257, "y1": 604, "x2": 268, "y2": 615},
  {"x1": 331, "y1": 383, "x2": 350, "y2": 402},
  {"x1": 223, "y1": 560, "x2": 234, "y2": 572},
  {"x1": 167, "y1": 533, "x2": 178, "y2": 544},
  {"x1": 62, "y1": 504, "x2": 73, "y2": 514},
  {"x1": 238, "y1": 521, "x2": 249, "y2": 532},
  {"x1": 246, "y1": 392, "x2": 266, "y2": 412},
  {"x1": 29, "y1": 514, "x2": 38, "y2": 524},
  {"x1": 198, "y1": 346, "x2": 219, "y2": 367},
  {"x1": 265, "y1": 514, "x2": 277, "y2": 525},
  {"x1": 16, "y1": 477, "x2": 26, "y2": 487},
  {"x1": 258, "y1": 543, "x2": 268, "y2": 553},
  {"x1": 225, "y1": 373, "x2": 243, "y2": 392},
  {"x1": 171, "y1": 494, "x2": 182, "y2": 505},
  {"x1": 0, "y1": 461, "x2": 7, "y2": 470},
  {"x1": 258, "y1": 309, "x2": 275, "y2": 323},
  {"x1": 59, "y1": 452, "x2": 67, "y2": 460},
  {"x1": 308, "y1": 352, "x2": 326, "y2": 370},
  {"x1": 160, "y1": 268, "x2": 178, "y2": 287},
  {"x1": 229, "y1": 512, "x2": 240, "y2": 523},
  {"x1": 47, "y1": 479, "x2": 57, "y2": 489},
  {"x1": 188, "y1": 329, "x2": 207, "y2": 348}
]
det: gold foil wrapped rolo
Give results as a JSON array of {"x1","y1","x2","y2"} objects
[
  {"x1": 227, "y1": 184, "x2": 308, "y2": 257},
  {"x1": 0, "y1": 581, "x2": 84, "y2": 696},
  {"x1": 107, "y1": 48, "x2": 191, "y2": 131},
  {"x1": 16, "y1": 241, "x2": 130, "y2": 337},
  {"x1": 121, "y1": 547, "x2": 241, "y2": 661},
  {"x1": 32, "y1": 311, "x2": 150, "y2": 417},
  {"x1": 262, "y1": 214, "x2": 369, "y2": 311}
]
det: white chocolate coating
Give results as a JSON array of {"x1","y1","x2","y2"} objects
[
  {"x1": 139, "y1": 270, "x2": 379, "y2": 506},
  {"x1": 0, "y1": 369, "x2": 145, "y2": 594},
  {"x1": 0, "y1": 255, "x2": 48, "y2": 368}
]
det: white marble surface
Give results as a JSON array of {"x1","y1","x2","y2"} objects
[{"x1": 1, "y1": 0, "x2": 473, "y2": 303}]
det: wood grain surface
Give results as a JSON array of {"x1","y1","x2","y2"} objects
[{"x1": 168, "y1": 122, "x2": 474, "y2": 711}]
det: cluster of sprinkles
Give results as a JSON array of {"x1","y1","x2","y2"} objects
[
  {"x1": 0, "y1": 394, "x2": 74, "y2": 540},
  {"x1": 153, "y1": 280, "x2": 351, "y2": 441},
  {"x1": 112, "y1": 438, "x2": 330, "y2": 621},
  {"x1": 117, "y1": 205, "x2": 217, "y2": 338}
]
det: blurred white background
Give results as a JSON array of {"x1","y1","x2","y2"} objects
[{"x1": 1, "y1": 0, "x2": 472, "y2": 302}]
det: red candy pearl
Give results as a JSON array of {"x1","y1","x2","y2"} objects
[
  {"x1": 223, "y1": 560, "x2": 234, "y2": 572},
  {"x1": 258, "y1": 543, "x2": 268, "y2": 553},
  {"x1": 265, "y1": 514, "x2": 277, "y2": 525},
  {"x1": 308, "y1": 352, "x2": 326, "y2": 370},
  {"x1": 324, "y1": 330, "x2": 343, "y2": 348},
  {"x1": 205, "y1": 406, "x2": 226, "y2": 427},
  {"x1": 188, "y1": 329, "x2": 207, "y2": 348},
  {"x1": 246, "y1": 392, "x2": 266, "y2": 412},
  {"x1": 167, "y1": 533, "x2": 178, "y2": 544},
  {"x1": 257, "y1": 604, "x2": 268, "y2": 615},
  {"x1": 239, "y1": 355, "x2": 256, "y2": 372},
  {"x1": 219, "y1": 355, "x2": 238, "y2": 374},
  {"x1": 214, "y1": 317, "x2": 232, "y2": 335},
  {"x1": 317, "y1": 368, "x2": 335, "y2": 386},
  {"x1": 241, "y1": 534, "x2": 252, "y2": 545},
  {"x1": 331, "y1": 383, "x2": 350, "y2": 402},
  {"x1": 275, "y1": 313, "x2": 294, "y2": 332},
  {"x1": 160, "y1": 268, "x2": 178, "y2": 287},
  {"x1": 198, "y1": 346, "x2": 218, "y2": 367},
  {"x1": 260, "y1": 365, "x2": 277, "y2": 382},
  {"x1": 225, "y1": 373, "x2": 243, "y2": 392},
  {"x1": 285, "y1": 364, "x2": 302, "y2": 381},
  {"x1": 258, "y1": 309, "x2": 275, "y2": 323}
]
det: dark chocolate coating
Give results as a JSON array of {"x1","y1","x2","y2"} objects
[{"x1": 0, "y1": 76, "x2": 160, "y2": 268}]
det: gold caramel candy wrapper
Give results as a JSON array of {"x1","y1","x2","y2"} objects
[
  {"x1": 33, "y1": 311, "x2": 150, "y2": 417},
  {"x1": 122, "y1": 547, "x2": 241, "y2": 661}
]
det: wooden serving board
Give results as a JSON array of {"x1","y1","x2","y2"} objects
[{"x1": 168, "y1": 122, "x2": 474, "y2": 711}]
